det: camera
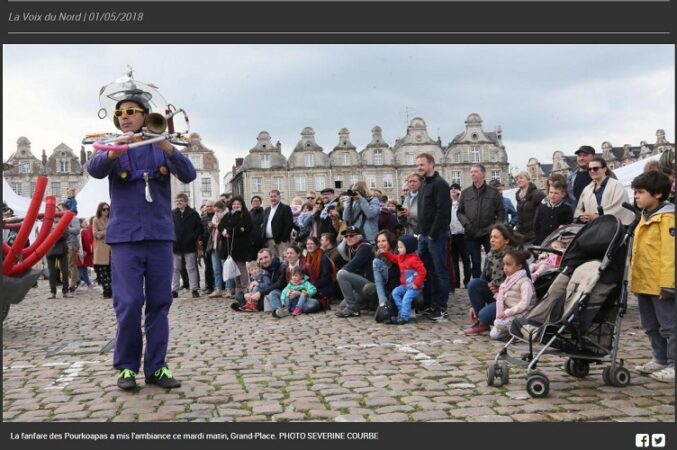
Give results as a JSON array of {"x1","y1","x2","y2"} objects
[
  {"x1": 396, "y1": 204, "x2": 405, "y2": 211},
  {"x1": 341, "y1": 189, "x2": 358, "y2": 197}
]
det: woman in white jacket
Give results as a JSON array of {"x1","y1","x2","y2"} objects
[{"x1": 574, "y1": 156, "x2": 634, "y2": 226}]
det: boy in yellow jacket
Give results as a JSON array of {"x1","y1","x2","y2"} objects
[{"x1": 630, "y1": 171, "x2": 675, "y2": 383}]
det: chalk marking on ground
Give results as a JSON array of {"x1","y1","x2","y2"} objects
[{"x1": 337, "y1": 342, "x2": 439, "y2": 366}]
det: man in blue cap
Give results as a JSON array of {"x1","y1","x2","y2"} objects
[{"x1": 87, "y1": 93, "x2": 196, "y2": 390}]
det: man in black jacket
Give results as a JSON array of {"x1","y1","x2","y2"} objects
[
  {"x1": 232, "y1": 248, "x2": 284, "y2": 311},
  {"x1": 199, "y1": 200, "x2": 215, "y2": 295},
  {"x1": 456, "y1": 163, "x2": 505, "y2": 280},
  {"x1": 335, "y1": 226, "x2": 374, "y2": 317},
  {"x1": 261, "y1": 190, "x2": 294, "y2": 257},
  {"x1": 416, "y1": 153, "x2": 452, "y2": 321},
  {"x1": 171, "y1": 193, "x2": 203, "y2": 298}
]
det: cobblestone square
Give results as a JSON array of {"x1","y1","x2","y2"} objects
[{"x1": 3, "y1": 282, "x2": 675, "y2": 422}]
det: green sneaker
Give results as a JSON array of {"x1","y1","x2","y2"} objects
[
  {"x1": 117, "y1": 369, "x2": 137, "y2": 391},
  {"x1": 145, "y1": 367, "x2": 181, "y2": 389}
]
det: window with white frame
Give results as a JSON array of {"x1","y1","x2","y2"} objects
[
  {"x1": 314, "y1": 176, "x2": 325, "y2": 191},
  {"x1": 251, "y1": 177, "x2": 263, "y2": 193},
  {"x1": 405, "y1": 153, "x2": 415, "y2": 165},
  {"x1": 59, "y1": 160, "x2": 69, "y2": 173},
  {"x1": 51, "y1": 182, "x2": 61, "y2": 197},
  {"x1": 334, "y1": 176, "x2": 343, "y2": 188},
  {"x1": 261, "y1": 154, "x2": 270, "y2": 169},
  {"x1": 451, "y1": 171, "x2": 461, "y2": 185},
  {"x1": 201, "y1": 177, "x2": 212, "y2": 195},
  {"x1": 453, "y1": 152, "x2": 461, "y2": 163},
  {"x1": 295, "y1": 176, "x2": 306, "y2": 193},
  {"x1": 470, "y1": 146, "x2": 480, "y2": 163},
  {"x1": 491, "y1": 170, "x2": 501, "y2": 181},
  {"x1": 272, "y1": 176, "x2": 284, "y2": 192},
  {"x1": 349, "y1": 175, "x2": 358, "y2": 187},
  {"x1": 342, "y1": 152, "x2": 350, "y2": 166},
  {"x1": 19, "y1": 162, "x2": 30, "y2": 173},
  {"x1": 189, "y1": 155, "x2": 203, "y2": 170},
  {"x1": 366, "y1": 175, "x2": 376, "y2": 189},
  {"x1": 383, "y1": 174, "x2": 393, "y2": 188},
  {"x1": 373, "y1": 150, "x2": 383, "y2": 166},
  {"x1": 11, "y1": 182, "x2": 22, "y2": 196},
  {"x1": 304, "y1": 153, "x2": 315, "y2": 167}
]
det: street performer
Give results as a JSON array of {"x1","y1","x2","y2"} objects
[{"x1": 87, "y1": 89, "x2": 196, "y2": 391}]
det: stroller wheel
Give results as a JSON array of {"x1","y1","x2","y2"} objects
[
  {"x1": 602, "y1": 367, "x2": 613, "y2": 386},
  {"x1": 499, "y1": 361, "x2": 510, "y2": 385},
  {"x1": 526, "y1": 371, "x2": 550, "y2": 398},
  {"x1": 565, "y1": 358, "x2": 590, "y2": 378},
  {"x1": 608, "y1": 366, "x2": 631, "y2": 387},
  {"x1": 486, "y1": 364, "x2": 496, "y2": 386}
]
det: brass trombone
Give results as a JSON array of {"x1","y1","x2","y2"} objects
[{"x1": 83, "y1": 107, "x2": 191, "y2": 152}]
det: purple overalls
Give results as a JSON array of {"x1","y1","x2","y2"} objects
[{"x1": 87, "y1": 143, "x2": 196, "y2": 375}]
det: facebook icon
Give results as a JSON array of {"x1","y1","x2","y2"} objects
[{"x1": 636, "y1": 434, "x2": 650, "y2": 448}]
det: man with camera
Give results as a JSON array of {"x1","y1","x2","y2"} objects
[
  {"x1": 340, "y1": 182, "x2": 380, "y2": 244},
  {"x1": 415, "y1": 153, "x2": 452, "y2": 322}
]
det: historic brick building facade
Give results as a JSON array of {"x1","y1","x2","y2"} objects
[{"x1": 229, "y1": 114, "x2": 510, "y2": 205}]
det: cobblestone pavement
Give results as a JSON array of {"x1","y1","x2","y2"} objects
[{"x1": 3, "y1": 280, "x2": 675, "y2": 423}]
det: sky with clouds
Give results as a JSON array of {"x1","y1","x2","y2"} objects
[{"x1": 3, "y1": 44, "x2": 674, "y2": 181}]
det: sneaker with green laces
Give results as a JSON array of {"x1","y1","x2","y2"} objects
[
  {"x1": 117, "y1": 369, "x2": 138, "y2": 391},
  {"x1": 145, "y1": 367, "x2": 181, "y2": 388}
]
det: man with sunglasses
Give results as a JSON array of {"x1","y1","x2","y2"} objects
[
  {"x1": 87, "y1": 93, "x2": 196, "y2": 391},
  {"x1": 567, "y1": 145, "x2": 595, "y2": 209}
]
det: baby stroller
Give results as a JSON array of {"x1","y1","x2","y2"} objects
[
  {"x1": 528, "y1": 223, "x2": 585, "y2": 301},
  {"x1": 485, "y1": 203, "x2": 642, "y2": 398}
]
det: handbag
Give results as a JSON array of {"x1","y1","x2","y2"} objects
[{"x1": 222, "y1": 227, "x2": 241, "y2": 281}]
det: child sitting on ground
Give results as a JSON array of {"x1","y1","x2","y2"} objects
[
  {"x1": 377, "y1": 234, "x2": 426, "y2": 325},
  {"x1": 630, "y1": 171, "x2": 675, "y2": 383},
  {"x1": 491, "y1": 250, "x2": 536, "y2": 340},
  {"x1": 276, "y1": 266, "x2": 317, "y2": 317},
  {"x1": 529, "y1": 240, "x2": 565, "y2": 281},
  {"x1": 241, "y1": 261, "x2": 272, "y2": 311}
]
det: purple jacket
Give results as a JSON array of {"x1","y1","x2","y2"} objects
[{"x1": 86, "y1": 143, "x2": 196, "y2": 244}]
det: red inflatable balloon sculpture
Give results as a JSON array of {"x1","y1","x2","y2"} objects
[{"x1": 2, "y1": 176, "x2": 76, "y2": 277}]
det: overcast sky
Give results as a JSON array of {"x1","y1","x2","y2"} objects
[{"x1": 3, "y1": 44, "x2": 674, "y2": 180}]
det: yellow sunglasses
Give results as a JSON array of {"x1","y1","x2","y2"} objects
[{"x1": 114, "y1": 107, "x2": 145, "y2": 117}]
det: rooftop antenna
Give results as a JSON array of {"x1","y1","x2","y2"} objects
[{"x1": 399, "y1": 106, "x2": 415, "y2": 128}]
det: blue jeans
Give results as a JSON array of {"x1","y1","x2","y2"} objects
[
  {"x1": 417, "y1": 232, "x2": 450, "y2": 311},
  {"x1": 638, "y1": 294, "x2": 675, "y2": 366},
  {"x1": 465, "y1": 234, "x2": 491, "y2": 279},
  {"x1": 468, "y1": 278, "x2": 496, "y2": 325},
  {"x1": 266, "y1": 290, "x2": 282, "y2": 311},
  {"x1": 373, "y1": 258, "x2": 390, "y2": 305},
  {"x1": 211, "y1": 252, "x2": 224, "y2": 290},
  {"x1": 392, "y1": 285, "x2": 421, "y2": 322},
  {"x1": 77, "y1": 267, "x2": 92, "y2": 286},
  {"x1": 290, "y1": 296, "x2": 322, "y2": 313}
]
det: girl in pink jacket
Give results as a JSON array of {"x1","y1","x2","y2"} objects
[{"x1": 491, "y1": 250, "x2": 536, "y2": 340}]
